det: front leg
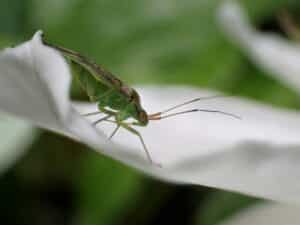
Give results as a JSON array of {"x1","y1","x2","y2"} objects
[
  {"x1": 92, "y1": 106, "x2": 117, "y2": 126},
  {"x1": 92, "y1": 114, "x2": 113, "y2": 126},
  {"x1": 120, "y1": 123, "x2": 161, "y2": 167}
]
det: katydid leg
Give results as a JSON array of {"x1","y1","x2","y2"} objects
[
  {"x1": 93, "y1": 115, "x2": 112, "y2": 125},
  {"x1": 109, "y1": 125, "x2": 121, "y2": 140},
  {"x1": 81, "y1": 111, "x2": 103, "y2": 117},
  {"x1": 120, "y1": 123, "x2": 159, "y2": 166},
  {"x1": 92, "y1": 108, "x2": 117, "y2": 125}
]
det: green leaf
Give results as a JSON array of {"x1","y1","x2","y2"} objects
[
  {"x1": 194, "y1": 191, "x2": 258, "y2": 225},
  {"x1": 75, "y1": 152, "x2": 143, "y2": 225}
]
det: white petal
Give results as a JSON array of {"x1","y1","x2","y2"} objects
[
  {"x1": 218, "y1": 1, "x2": 300, "y2": 94},
  {"x1": 0, "y1": 30, "x2": 71, "y2": 131},
  {"x1": 73, "y1": 87, "x2": 300, "y2": 204},
  {"x1": 0, "y1": 115, "x2": 37, "y2": 173},
  {"x1": 3, "y1": 31, "x2": 300, "y2": 203},
  {"x1": 219, "y1": 203, "x2": 300, "y2": 225}
]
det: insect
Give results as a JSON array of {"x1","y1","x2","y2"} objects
[{"x1": 43, "y1": 36, "x2": 240, "y2": 166}]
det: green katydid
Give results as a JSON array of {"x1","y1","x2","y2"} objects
[{"x1": 43, "y1": 36, "x2": 240, "y2": 166}]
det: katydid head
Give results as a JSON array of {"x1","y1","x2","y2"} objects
[
  {"x1": 118, "y1": 101, "x2": 149, "y2": 125},
  {"x1": 129, "y1": 89, "x2": 149, "y2": 125}
]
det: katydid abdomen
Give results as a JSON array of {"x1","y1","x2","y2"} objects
[{"x1": 72, "y1": 61, "x2": 131, "y2": 113}]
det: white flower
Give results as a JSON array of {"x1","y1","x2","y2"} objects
[
  {"x1": 218, "y1": 0, "x2": 300, "y2": 94},
  {"x1": 2, "y1": 29, "x2": 300, "y2": 204},
  {"x1": 218, "y1": 203, "x2": 300, "y2": 225},
  {"x1": 0, "y1": 116, "x2": 36, "y2": 173}
]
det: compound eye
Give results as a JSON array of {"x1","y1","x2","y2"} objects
[{"x1": 139, "y1": 111, "x2": 148, "y2": 122}]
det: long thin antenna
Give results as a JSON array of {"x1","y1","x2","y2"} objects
[
  {"x1": 148, "y1": 95, "x2": 230, "y2": 118},
  {"x1": 150, "y1": 109, "x2": 241, "y2": 120}
]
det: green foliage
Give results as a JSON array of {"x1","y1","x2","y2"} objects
[{"x1": 75, "y1": 153, "x2": 142, "y2": 225}]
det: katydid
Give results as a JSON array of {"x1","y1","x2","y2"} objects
[{"x1": 43, "y1": 36, "x2": 240, "y2": 166}]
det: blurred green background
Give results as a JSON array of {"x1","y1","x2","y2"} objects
[{"x1": 0, "y1": 0, "x2": 300, "y2": 225}]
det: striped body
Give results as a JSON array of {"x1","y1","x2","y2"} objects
[{"x1": 45, "y1": 42, "x2": 148, "y2": 125}]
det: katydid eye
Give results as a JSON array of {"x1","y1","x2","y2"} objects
[{"x1": 139, "y1": 111, "x2": 148, "y2": 122}]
